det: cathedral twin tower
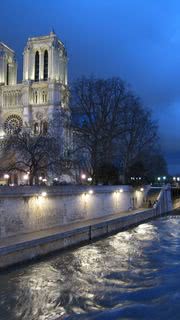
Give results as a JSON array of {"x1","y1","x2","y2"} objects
[{"x1": 0, "y1": 31, "x2": 70, "y2": 142}]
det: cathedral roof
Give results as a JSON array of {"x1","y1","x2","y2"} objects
[
  {"x1": 0, "y1": 42, "x2": 14, "y2": 53},
  {"x1": 28, "y1": 32, "x2": 63, "y2": 43}
]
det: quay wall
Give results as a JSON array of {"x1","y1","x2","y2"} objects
[
  {"x1": 0, "y1": 185, "x2": 144, "y2": 239},
  {"x1": 0, "y1": 185, "x2": 172, "y2": 268}
]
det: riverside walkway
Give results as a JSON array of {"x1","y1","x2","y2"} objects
[{"x1": 0, "y1": 206, "x2": 152, "y2": 269}]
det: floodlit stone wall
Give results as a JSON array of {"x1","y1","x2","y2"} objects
[{"x1": 0, "y1": 185, "x2": 144, "y2": 239}]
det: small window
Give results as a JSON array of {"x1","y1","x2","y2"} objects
[{"x1": 35, "y1": 91, "x2": 38, "y2": 104}]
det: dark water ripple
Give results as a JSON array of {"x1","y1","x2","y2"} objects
[{"x1": 1, "y1": 214, "x2": 180, "y2": 319}]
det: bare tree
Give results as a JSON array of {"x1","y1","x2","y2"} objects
[
  {"x1": 0, "y1": 131, "x2": 72, "y2": 185},
  {"x1": 71, "y1": 77, "x2": 129, "y2": 182},
  {"x1": 117, "y1": 95, "x2": 158, "y2": 183}
]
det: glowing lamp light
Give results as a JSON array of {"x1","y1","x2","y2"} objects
[
  {"x1": 177, "y1": 177, "x2": 180, "y2": 182},
  {"x1": 42, "y1": 178, "x2": 47, "y2": 182},
  {"x1": 39, "y1": 176, "x2": 43, "y2": 181},
  {"x1": 54, "y1": 178, "x2": 58, "y2": 181},
  {"x1": 41, "y1": 191, "x2": 47, "y2": 197},
  {"x1": 173, "y1": 177, "x2": 176, "y2": 181},
  {"x1": 23, "y1": 174, "x2": 29, "y2": 180},
  {"x1": 87, "y1": 177, "x2": 92, "y2": 182},
  {"x1": 81, "y1": 174, "x2": 86, "y2": 180},
  {"x1": 157, "y1": 177, "x2": 161, "y2": 181},
  {"x1": 140, "y1": 188, "x2": 144, "y2": 192},
  {"x1": 119, "y1": 189, "x2": 123, "y2": 193},
  {"x1": 88, "y1": 190, "x2": 94, "y2": 195},
  {"x1": 4, "y1": 174, "x2": 10, "y2": 179},
  {"x1": 163, "y1": 176, "x2": 166, "y2": 180}
]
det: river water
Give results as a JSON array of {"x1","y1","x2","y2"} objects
[{"x1": 1, "y1": 213, "x2": 180, "y2": 320}]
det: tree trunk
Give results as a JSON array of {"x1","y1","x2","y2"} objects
[{"x1": 29, "y1": 174, "x2": 34, "y2": 186}]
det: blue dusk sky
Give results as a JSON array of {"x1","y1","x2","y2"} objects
[{"x1": 0, "y1": 0, "x2": 180, "y2": 174}]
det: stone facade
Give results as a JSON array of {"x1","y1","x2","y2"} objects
[{"x1": 0, "y1": 31, "x2": 71, "y2": 154}]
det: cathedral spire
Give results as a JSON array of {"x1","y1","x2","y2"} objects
[{"x1": 50, "y1": 28, "x2": 56, "y2": 36}]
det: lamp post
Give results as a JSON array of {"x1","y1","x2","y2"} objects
[
  {"x1": 87, "y1": 177, "x2": 92, "y2": 183},
  {"x1": 23, "y1": 174, "x2": 29, "y2": 185},
  {"x1": 81, "y1": 173, "x2": 86, "y2": 185},
  {"x1": 4, "y1": 174, "x2": 10, "y2": 186}
]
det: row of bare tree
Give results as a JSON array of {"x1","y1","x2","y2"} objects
[{"x1": 71, "y1": 77, "x2": 167, "y2": 184}]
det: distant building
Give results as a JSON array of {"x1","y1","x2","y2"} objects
[{"x1": 0, "y1": 31, "x2": 72, "y2": 184}]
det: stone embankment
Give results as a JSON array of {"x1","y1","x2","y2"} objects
[{"x1": 0, "y1": 185, "x2": 172, "y2": 268}]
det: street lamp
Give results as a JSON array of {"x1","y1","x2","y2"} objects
[
  {"x1": 4, "y1": 174, "x2": 10, "y2": 179},
  {"x1": 4, "y1": 174, "x2": 10, "y2": 186},
  {"x1": 23, "y1": 174, "x2": 29, "y2": 181},
  {"x1": 81, "y1": 174, "x2": 86, "y2": 180},
  {"x1": 41, "y1": 191, "x2": 47, "y2": 197}
]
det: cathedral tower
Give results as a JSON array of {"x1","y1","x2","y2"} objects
[
  {"x1": 23, "y1": 31, "x2": 67, "y2": 85},
  {"x1": 0, "y1": 42, "x2": 17, "y2": 85}
]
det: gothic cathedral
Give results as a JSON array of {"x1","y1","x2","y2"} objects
[
  {"x1": 0, "y1": 31, "x2": 71, "y2": 151},
  {"x1": 0, "y1": 31, "x2": 74, "y2": 184}
]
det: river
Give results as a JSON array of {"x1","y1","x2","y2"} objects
[{"x1": 0, "y1": 213, "x2": 180, "y2": 320}]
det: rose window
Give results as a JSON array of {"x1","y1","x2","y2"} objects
[{"x1": 4, "y1": 114, "x2": 23, "y2": 134}]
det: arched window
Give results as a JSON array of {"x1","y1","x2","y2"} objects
[
  {"x1": 34, "y1": 91, "x2": 38, "y2": 104},
  {"x1": 43, "y1": 121, "x2": 48, "y2": 135},
  {"x1": 43, "y1": 50, "x2": 48, "y2": 81},
  {"x1": 6, "y1": 63, "x2": 9, "y2": 85},
  {"x1": 34, "y1": 122, "x2": 39, "y2": 134},
  {"x1": 35, "y1": 51, "x2": 39, "y2": 82}
]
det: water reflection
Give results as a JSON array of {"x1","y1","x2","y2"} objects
[{"x1": 1, "y1": 215, "x2": 180, "y2": 319}]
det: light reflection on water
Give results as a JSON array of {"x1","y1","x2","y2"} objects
[{"x1": 1, "y1": 215, "x2": 180, "y2": 319}]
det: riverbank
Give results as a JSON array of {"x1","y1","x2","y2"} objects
[
  {"x1": 0, "y1": 185, "x2": 172, "y2": 268},
  {"x1": 0, "y1": 207, "x2": 164, "y2": 269}
]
